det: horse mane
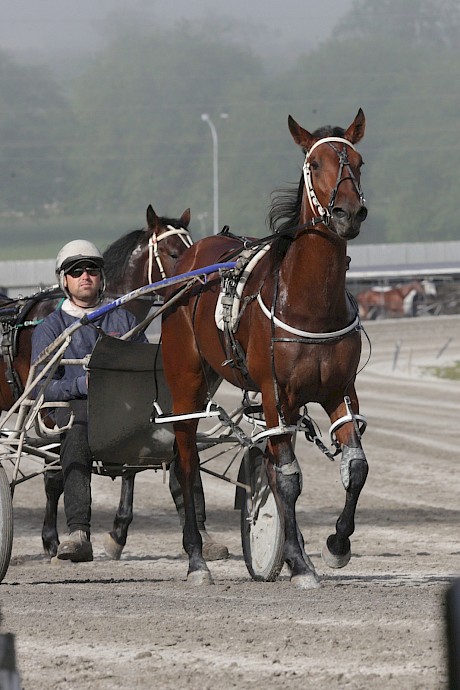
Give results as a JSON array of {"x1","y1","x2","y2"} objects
[
  {"x1": 267, "y1": 124, "x2": 346, "y2": 258},
  {"x1": 103, "y1": 229, "x2": 145, "y2": 284}
]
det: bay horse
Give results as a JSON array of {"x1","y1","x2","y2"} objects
[
  {"x1": 0, "y1": 204, "x2": 192, "y2": 558},
  {"x1": 162, "y1": 109, "x2": 369, "y2": 587},
  {"x1": 357, "y1": 280, "x2": 429, "y2": 319}
]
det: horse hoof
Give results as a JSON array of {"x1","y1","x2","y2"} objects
[
  {"x1": 50, "y1": 556, "x2": 72, "y2": 567},
  {"x1": 291, "y1": 572, "x2": 321, "y2": 590},
  {"x1": 43, "y1": 541, "x2": 59, "y2": 558},
  {"x1": 187, "y1": 569, "x2": 214, "y2": 586},
  {"x1": 202, "y1": 541, "x2": 229, "y2": 561},
  {"x1": 103, "y1": 533, "x2": 124, "y2": 560},
  {"x1": 321, "y1": 543, "x2": 351, "y2": 569}
]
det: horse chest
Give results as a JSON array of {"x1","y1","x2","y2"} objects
[{"x1": 274, "y1": 340, "x2": 359, "y2": 402}]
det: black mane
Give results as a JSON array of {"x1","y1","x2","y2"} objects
[{"x1": 103, "y1": 229, "x2": 145, "y2": 284}]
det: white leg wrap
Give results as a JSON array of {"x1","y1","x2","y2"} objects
[
  {"x1": 275, "y1": 458, "x2": 301, "y2": 476},
  {"x1": 340, "y1": 446, "x2": 366, "y2": 490}
]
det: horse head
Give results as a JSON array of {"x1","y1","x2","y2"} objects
[
  {"x1": 144, "y1": 204, "x2": 193, "y2": 284},
  {"x1": 103, "y1": 205, "x2": 193, "y2": 321},
  {"x1": 421, "y1": 279, "x2": 437, "y2": 297},
  {"x1": 287, "y1": 109, "x2": 368, "y2": 240}
]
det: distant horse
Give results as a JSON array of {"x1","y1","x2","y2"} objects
[
  {"x1": 162, "y1": 109, "x2": 369, "y2": 587},
  {"x1": 356, "y1": 280, "x2": 433, "y2": 319},
  {"x1": 0, "y1": 204, "x2": 192, "y2": 557}
]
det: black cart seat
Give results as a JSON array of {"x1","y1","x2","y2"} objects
[{"x1": 87, "y1": 334, "x2": 175, "y2": 475}]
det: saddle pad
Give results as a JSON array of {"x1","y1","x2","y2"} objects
[{"x1": 215, "y1": 245, "x2": 270, "y2": 331}]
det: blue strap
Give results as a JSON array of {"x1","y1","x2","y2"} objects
[{"x1": 80, "y1": 262, "x2": 237, "y2": 325}]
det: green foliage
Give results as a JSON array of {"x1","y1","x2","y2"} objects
[
  {"x1": 0, "y1": 49, "x2": 75, "y2": 215},
  {"x1": 424, "y1": 361, "x2": 460, "y2": 380},
  {"x1": 0, "y1": 212, "x2": 147, "y2": 260},
  {"x1": 269, "y1": 34, "x2": 460, "y2": 243},
  {"x1": 2, "y1": 4, "x2": 460, "y2": 257},
  {"x1": 338, "y1": 0, "x2": 460, "y2": 50},
  {"x1": 67, "y1": 24, "x2": 265, "y2": 222}
]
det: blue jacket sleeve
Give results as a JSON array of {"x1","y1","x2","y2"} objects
[
  {"x1": 31, "y1": 316, "x2": 88, "y2": 402},
  {"x1": 30, "y1": 306, "x2": 148, "y2": 402}
]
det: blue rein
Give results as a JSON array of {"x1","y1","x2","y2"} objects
[{"x1": 80, "y1": 262, "x2": 237, "y2": 325}]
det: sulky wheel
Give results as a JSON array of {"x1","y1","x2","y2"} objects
[
  {"x1": 0, "y1": 464, "x2": 13, "y2": 583},
  {"x1": 240, "y1": 447, "x2": 284, "y2": 582}
]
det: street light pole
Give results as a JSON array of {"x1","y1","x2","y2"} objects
[{"x1": 201, "y1": 113, "x2": 228, "y2": 235}]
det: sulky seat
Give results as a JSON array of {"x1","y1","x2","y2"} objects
[{"x1": 87, "y1": 334, "x2": 175, "y2": 476}]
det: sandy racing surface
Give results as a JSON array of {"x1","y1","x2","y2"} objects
[{"x1": 1, "y1": 315, "x2": 459, "y2": 689}]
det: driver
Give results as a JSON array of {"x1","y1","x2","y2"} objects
[{"x1": 31, "y1": 240, "x2": 228, "y2": 563}]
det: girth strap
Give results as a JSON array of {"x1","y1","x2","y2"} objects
[{"x1": 1, "y1": 323, "x2": 23, "y2": 401}]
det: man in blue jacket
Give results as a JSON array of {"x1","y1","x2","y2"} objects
[{"x1": 31, "y1": 240, "x2": 228, "y2": 562}]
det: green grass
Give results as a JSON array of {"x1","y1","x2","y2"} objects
[
  {"x1": 424, "y1": 361, "x2": 460, "y2": 380},
  {"x1": 0, "y1": 213, "x2": 146, "y2": 260}
]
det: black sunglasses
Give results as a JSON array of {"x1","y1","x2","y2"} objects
[{"x1": 66, "y1": 265, "x2": 101, "y2": 278}]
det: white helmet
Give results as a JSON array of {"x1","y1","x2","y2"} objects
[
  {"x1": 56, "y1": 240, "x2": 104, "y2": 274},
  {"x1": 56, "y1": 240, "x2": 105, "y2": 297}
]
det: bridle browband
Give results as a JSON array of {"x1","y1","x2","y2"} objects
[
  {"x1": 148, "y1": 225, "x2": 193, "y2": 282},
  {"x1": 303, "y1": 136, "x2": 366, "y2": 227}
]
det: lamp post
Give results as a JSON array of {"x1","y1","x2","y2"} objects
[
  {"x1": 201, "y1": 113, "x2": 228, "y2": 235},
  {"x1": 197, "y1": 212, "x2": 208, "y2": 236}
]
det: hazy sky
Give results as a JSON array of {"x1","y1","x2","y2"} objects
[{"x1": 0, "y1": 0, "x2": 354, "y2": 63}]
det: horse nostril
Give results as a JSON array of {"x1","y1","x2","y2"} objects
[
  {"x1": 357, "y1": 206, "x2": 368, "y2": 222},
  {"x1": 332, "y1": 207, "x2": 348, "y2": 220}
]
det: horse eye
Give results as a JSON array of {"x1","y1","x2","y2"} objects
[{"x1": 311, "y1": 160, "x2": 319, "y2": 171}]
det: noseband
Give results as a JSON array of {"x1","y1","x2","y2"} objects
[
  {"x1": 302, "y1": 137, "x2": 366, "y2": 227},
  {"x1": 148, "y1": 225, "x2": 193, "y2": 282}
]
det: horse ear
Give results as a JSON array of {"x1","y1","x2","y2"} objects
[
  {"x1": 146, "y1": 204, "x2": 158, "y2": 229},
  {"x1": 180, "y1": 208, "x2": 191, "y2": 228},
  {"x1": 288, "y1": 115, "x2": 315, "y2": 150},
  {"x1": 344, "y1": 108, "x2": 365, "y2": 145}
]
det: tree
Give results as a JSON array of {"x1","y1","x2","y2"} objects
[
  {"x1": 337, "y1": 0, "x2": 460, "y2": 51},
  {"x1": 68, "y1": 21, "x2": 265, "y2": 225},
  {"x1": 0, "y1": 50, "x2": 75, "y2": 215},
  {"x1": 267, "y1": 31, "x2": 460, "y2": 243}
]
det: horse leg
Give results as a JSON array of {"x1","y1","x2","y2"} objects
[
  {"x1": 174, "y1": 422, "x2": 213, "y2": 585},
  {"x1": 104, "y1": 471, "x2": 136, "y2": 560},
  {"x1": 265, "y1": 431, "x2": 320, "y2": 590},
  {"x1": 161, "y1": 316, "x2": 214, "y2": 584},
  {"x1": 322, "y1": 394, "x2": 369, "y2": 568},
  {"x1": 42, "y1": 469, "x2": 63, "y2": 557}
]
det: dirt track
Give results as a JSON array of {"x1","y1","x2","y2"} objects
[{"x1": 1, "y1": 315, "x2": 459, "y2": 689}]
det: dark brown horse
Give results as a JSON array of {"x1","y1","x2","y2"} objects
[
  {"x1": 0, "y1": 204, "x2": 192, "y2": 557},
  {"x1": 162, "y1": 110, "x2": 369, "y2": 587},
  {"x1": 357, "y1": 280, "x2": 433, "y2": 319}
]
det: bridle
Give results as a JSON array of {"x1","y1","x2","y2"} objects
[
  {"x1": 148, "y1": 225, "x2": 193, "y2": 282},
  {"x1": 302, "y1": 136, "x2": 366, "y2": 227},
  {"x1": 255, "y1": 137, "x2": 367, "y2": 341}
]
